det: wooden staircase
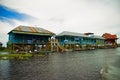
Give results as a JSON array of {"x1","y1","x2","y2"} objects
[{"x1": 49, "y1": 39, "x2": 66, "y2": 52}]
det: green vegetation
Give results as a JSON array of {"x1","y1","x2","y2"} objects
[
  {"x1": 0, "y1": 47, "x2": 9, "y2": 52},
  {"x1": 0, "y1": 53, "x2": 32, "y2": 60},
  {"x1": 0, "y1": 53, "x2": 46, "y2": 60}
]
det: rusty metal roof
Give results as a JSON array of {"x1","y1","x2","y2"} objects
[
  {"x1": 102, "y1": 33, "x2": 118, "y2": 39},
  {"x1": 9, "y1": 25, "x2": 55, "y2": 36}
]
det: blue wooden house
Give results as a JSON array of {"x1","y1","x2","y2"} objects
[
  {"x1": 8, "y1": 25, "x2": 55, "y2": 53},
  {"x1": 55, "y1": 31, "x2": 105, "y2": 50}
]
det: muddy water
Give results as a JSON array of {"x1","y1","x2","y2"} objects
[
  {"x1": 101, "y1": 48, "x2": 120, "y2": 80},
  {"x1": 0, "y1": 48, "x2": 119, "y2": 80}
]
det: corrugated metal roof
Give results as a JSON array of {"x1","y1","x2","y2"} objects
[
  {"x1": 56, "y1": 31, "x2": 104, "y2": 39},
  {"x1": 56, "y1": 31, "x2": 87, "y2": 37},
  {"x1": 9, "y1": 25, "x2": 55, "y2": 35}
]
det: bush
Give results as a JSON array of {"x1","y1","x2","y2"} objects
[
  {"x1": 0, "y1": 47, "x2": 9, "y2": 52},
  {"x1": 0, "y1": 47, "x2": 5, "y2": 50}
]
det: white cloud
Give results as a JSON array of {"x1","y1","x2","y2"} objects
[
  {"x1": 0, "y1": 22, "x2": 12, "y2": 47},
  {"x1": 0, "y1": 0, "x2": 120, "y2": 46}
]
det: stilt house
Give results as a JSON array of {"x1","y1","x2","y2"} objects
[
  {"x1": 102, "y1": 33, "x2": 118, "y2": 48},
  {"x1": 56, "y1": 31, "x2": 105, "y2": 50},
  {"x1": 8, "y1": 25, "x2": 55, "y2": 53}
]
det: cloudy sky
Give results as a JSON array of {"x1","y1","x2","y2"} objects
[{"x1": 0, "y1": 0, "x2": 120, "y2": 46}]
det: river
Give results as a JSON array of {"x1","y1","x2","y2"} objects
[{"x1": 0, "y1": 48, "x2": 120, "y2": 80}]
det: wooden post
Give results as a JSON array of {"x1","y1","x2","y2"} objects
[
  {"x1": 56, "y1": 39, "x2": 59, "y2": 52},
  {"x1": 50, "y1": 40, "x2": 53, "y2": 52},
  {"x1": 56, "y1": 43, "x2": 59, "y2": 52},
  {"x1": 70, "y1": 44, "x2": 71, "y2": 49}
]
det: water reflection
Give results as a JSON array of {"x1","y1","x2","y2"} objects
[
  {"x1": 0, "y1": 60, "x2": 10, "y2": 80},
  {"x1": 0, "y1": 52, "x2": 9, "y2": 54}
]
